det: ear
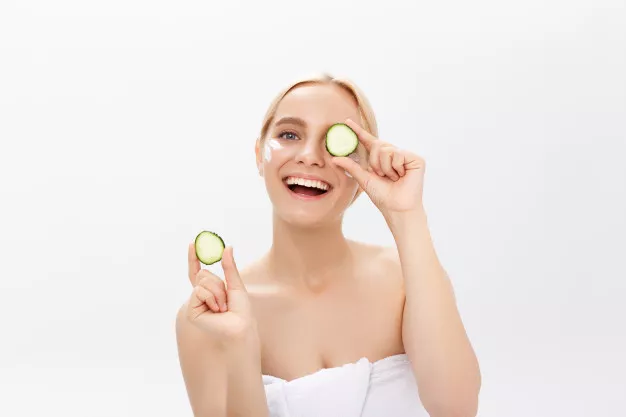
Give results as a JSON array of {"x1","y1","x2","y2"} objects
[{"x1": 254, "y1": 138, "x2": 264, "y2": 177}]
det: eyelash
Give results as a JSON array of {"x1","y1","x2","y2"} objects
[{"x1": 278, "y1": 131, "x2": 299, "y2": 140}]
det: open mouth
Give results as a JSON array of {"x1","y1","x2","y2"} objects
[{"x1": 283, "y1": 176, "x2": 331, "y2": 198}]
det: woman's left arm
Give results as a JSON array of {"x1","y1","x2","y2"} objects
[
  {"x1": 388, "y1": 209, "x2": 481, "y2": 417},
  {"x1": 332, "y1": 119, "x2": 481, "y2": 417}
]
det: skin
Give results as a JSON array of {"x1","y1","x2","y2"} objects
[{"x1": 176, "y1": 83, "x2": 481, "y2": 417}]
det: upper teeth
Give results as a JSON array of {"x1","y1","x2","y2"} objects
[{"x1": 286, "y1": 177, "x2": 329, "y2": 191}]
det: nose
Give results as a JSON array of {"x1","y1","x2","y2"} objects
[{"x1": 295, "y1": 138, "x2": 326, "y2": 167}]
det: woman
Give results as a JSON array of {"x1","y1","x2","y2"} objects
[{"x1": 176, "y1": 73, "x2": 481, "y2": 417}]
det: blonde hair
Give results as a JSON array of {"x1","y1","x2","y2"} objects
[{"x1": 258, "y1": 72, "x2": 378, "y2": 142}]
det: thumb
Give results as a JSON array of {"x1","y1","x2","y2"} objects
[
  {"x1": 332, "y1": 156, "x2": 372, "y2": 190},
  {"x1": 221, "y1": 246, "x2": 247, "y2": 292}
]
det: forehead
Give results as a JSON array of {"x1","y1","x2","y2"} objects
[{"x1": 273, "y1": 83, "x2": 361, "y2": 127}]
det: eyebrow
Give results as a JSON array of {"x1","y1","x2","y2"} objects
[{"x1": 274, "y1": 116, "x2": 307, "y2": 128}]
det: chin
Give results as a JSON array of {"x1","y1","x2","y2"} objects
[{"x1": 275, "y1": 206, "x2": 341, "y2": 229}]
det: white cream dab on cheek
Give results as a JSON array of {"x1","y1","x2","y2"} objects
[
  {"x1": 263, "y1": 141, "x2": 272, "y2": 162},
  {"x1": 268, "y1": 139, "x2": 282, "y2": 150},
  {"x1": 264, "y1": 139, "x2": 283, "y2": 163}
]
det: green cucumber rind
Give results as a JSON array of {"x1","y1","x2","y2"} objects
[
  {"x1": 325, "y1": 123, "x2": 358, "y2": 157},
  {"x1": 194, "y1": 230, "x2": 225, "y2": 265}
]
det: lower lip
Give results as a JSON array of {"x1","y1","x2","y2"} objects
[{"x1": 284, "y1": 182, "x2": 331, "y2": 201}]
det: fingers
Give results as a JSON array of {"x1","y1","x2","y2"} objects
[
  {"x1": 221, "y1": 246, "x2": 246, "y2": 292},
  {"x1": 343, "y1": 119, "x2": 406, "y2": 181},
  {"x1": 190, "y1": 286, "x2": 216, "y2": 315},
  {"x1": 380, "y1": 147, "x2": 399, "y2": 181},
  {"x1": 367, "y1": 144, "x2": 406, "y2": 181},
  {"x1": 188, "y1": 243, "x2": 201, "y2": 285},
  {"x1": 197, "y1": 272, "x2": 228, "y2": 312},
  {"x1": 368, "y1": 143, "x2": 383, "y2": 177},
  {"x1": 344, "y1": 118, "x2": 376, "y2": 151},
  {"x1": 391, "y1": 151, "x2": 406, "y2": 177},
  {"x1": 332, "y1": 156, "x2": 372, "y2": 192}
]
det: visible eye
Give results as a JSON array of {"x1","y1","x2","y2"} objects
[{"x1": 278, "y1": 131, "x2": 299, "y2": 140}]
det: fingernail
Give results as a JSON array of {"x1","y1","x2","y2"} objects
[
  {"x1": 222, "y1": 303, "x2": 228, "y2": 311},
  {"x1": 345, "y1": 171, "x2": 352, "y2": 178}
]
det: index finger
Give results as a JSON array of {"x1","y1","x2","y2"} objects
[
  {"x1": 344, "y1": 118, "x2": 376, "y2": 150},
  {"x1": 188, "y1": 242, "x2": 201, "y2": 284}
]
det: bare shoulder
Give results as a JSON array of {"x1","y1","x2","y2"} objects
[
  {"x1": 237, "y1": 256, "x2": 295, "y2": 314},
  {"x1": 237, "y1": 256, "x2": 267, "y2": 285},
  {"x1": 237, "y1": 255, "x2": 281, "y2": 295},
  {"x1": 350, "y1": 239, "x2": 400, "y2": 260},
  {"x1": 348, "y1": 240, "x2": 406, "y2": 357},
  {"x1": 349, "y1": 240, "x2": 405, "y2": 293},
  {"x1": 351, "y1": 242, "x2": 405, "y2": 310}
]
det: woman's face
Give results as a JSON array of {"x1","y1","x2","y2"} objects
[{"x1": 256, "y1": 83, "x2": 369, "y2": 228}]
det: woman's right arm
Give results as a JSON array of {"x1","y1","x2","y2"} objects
[
  {"x1": 176, "y1": 303, "x2": 269, "y2": 417},
  {"x1": 176, "y1": 302, "x2": 227, "y2": 416},
  {"x1": 177, "y1": 245, "x2": 270, "y2": 417}
]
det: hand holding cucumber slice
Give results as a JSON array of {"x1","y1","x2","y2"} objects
[
  {"x1": 194, "y1": 231, "x2": 225, "y2": 265},
  {"x1": 326, "y1": 123, "x2": 358, "y2": 157}
]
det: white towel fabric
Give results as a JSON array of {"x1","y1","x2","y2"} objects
[{"x1": 262, "y1": 354, "x2": 429, "y2": 417}]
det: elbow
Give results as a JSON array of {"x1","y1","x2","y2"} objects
[
  {"x1": 421, "y1": 383, "x2": 481, "y2": 417},
  {"x1": 424, "y1": 394, "x2": 479, "y2": 417},
  {"x1": 421, "y1": 363, "x2": 482, "y2": 417},
  {"x1": 428, "y1": 402, "x2": 478, "y2": 417}
]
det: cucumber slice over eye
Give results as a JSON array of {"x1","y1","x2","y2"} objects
[
  {"x1": 194, "y1": 231, "x2": 225, "y2": 265},
  {"x1": 325, "y1": 123, "x2": 358, "y2": 157}
]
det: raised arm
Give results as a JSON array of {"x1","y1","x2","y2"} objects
[
  {"x1": 176, "y1": 304, "x2": 227, "y2": 416},
  {"x1": 332, "y1": 118, "x2": 481, "y2": 417},
  {"x1": 176, "y1": 244, "x2": 269, "y2": 417}
]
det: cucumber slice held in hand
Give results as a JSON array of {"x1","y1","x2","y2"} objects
[
  {"x1": 325, "y1": 123, "x2": 358, "y2": 157},
  {"x1": 194, "y1": 231, "x2": 225, "y2": 265}
]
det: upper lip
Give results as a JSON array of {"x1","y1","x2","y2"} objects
[{"x1": 283, "y1": 173, "x2": 333, "y2": 188}]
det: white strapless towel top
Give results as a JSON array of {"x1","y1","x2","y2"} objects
[{"x1": 262, "y1": 354, "x2": 429, "y2": 417}]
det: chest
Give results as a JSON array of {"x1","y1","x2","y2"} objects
[{"x1": 255, "y1": 277, "x2": 405, "y2": 381}]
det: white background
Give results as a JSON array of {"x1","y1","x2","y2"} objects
[{"x1": 1, "y1": 1, "x2": 625, "y2": 416}]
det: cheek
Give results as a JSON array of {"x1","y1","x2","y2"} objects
[
  {"x1": 263, "y1": 139, "x2": 286, "y2": 164},
  {"x1": 263, "y1": 139, "x2": 300, "y2": 168},
  {"x1": 263, "y1": 141, "x2": 272, "y2": 163}
]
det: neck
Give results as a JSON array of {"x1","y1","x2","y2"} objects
[{"x1": 267, "y1": 212, "x2": 353, "y2": 291}]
